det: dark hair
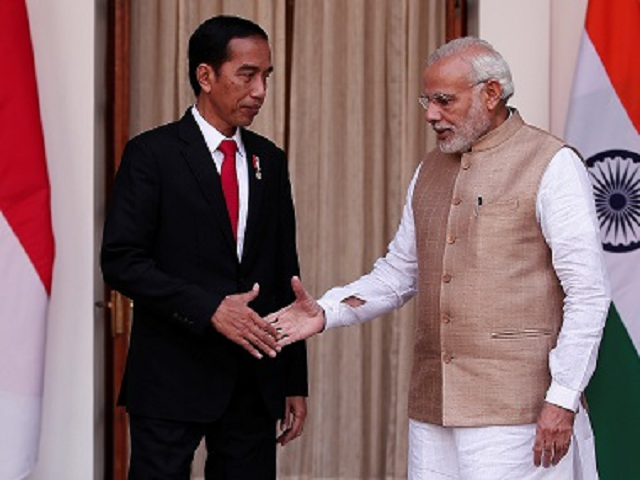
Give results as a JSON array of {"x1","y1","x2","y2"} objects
[{"x1": 188, "y1": 15, "x2": 269, "y2": 96}]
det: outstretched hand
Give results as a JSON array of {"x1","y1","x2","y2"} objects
[
  {"x1": 266, "y1": 276, "x2": 325, "y2": 347},
  {"x1": 211, "y1": 284, "x2": 280, "y2": 359}
]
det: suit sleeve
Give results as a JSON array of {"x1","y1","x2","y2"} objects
[
  {"x1": 275, "y1": 153, "x2": 309, "y2": 397},
  {"x1": 101, "y1": 137, "x2": 222, "y2": 336}
]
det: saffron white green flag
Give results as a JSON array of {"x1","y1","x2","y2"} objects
[
  {"x1": 0, "y1": 0, "x2": 55, "y2": 477},
  {"x1": 565, "y1": 0, "x2": 640, "y2": 478}
]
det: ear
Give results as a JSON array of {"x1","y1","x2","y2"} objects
[
  {"x1": 196, "y1": 63, "x2": 215, "y2": 94},
  {"x1": 483, "y1": 79, "x2": 503, "y2": 111}
]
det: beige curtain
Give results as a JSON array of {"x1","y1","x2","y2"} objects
[
  {"x1": 128, "y1": 1, "x2": 444, "y2": 478},
  {"x1": 280, "y1": 2, "x2": 443, "y2": 478}
]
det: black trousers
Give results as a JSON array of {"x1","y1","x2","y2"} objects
[{"x1": 128, "y1": 378, "x2": 276, "y2": 480}]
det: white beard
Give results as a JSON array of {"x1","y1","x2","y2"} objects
[{"x1": 436, "y1": 95, "x2": 493, "y2": 153}]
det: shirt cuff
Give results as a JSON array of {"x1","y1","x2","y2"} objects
[
  {"x1": 318, "y1": 298, "x2": 341, "y2": 329},
  {"x1": 545, "y1": 381, "x2": 581, "y2": 412}
]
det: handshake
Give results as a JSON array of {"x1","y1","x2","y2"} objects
[{"x1": 210, "y1": 276, "x2": 326, "y2": 359}]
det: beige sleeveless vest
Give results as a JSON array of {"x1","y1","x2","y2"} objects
[{"x1": 410, "y1": 110, "x2": 566, "y2": 426}]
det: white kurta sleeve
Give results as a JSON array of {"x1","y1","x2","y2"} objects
[
  {"x1": 318, "y1": 166, "x2": 421, "y2": 329},
  {"x1": 537, "y1": 147, "x2": 611, "y2": 411}
]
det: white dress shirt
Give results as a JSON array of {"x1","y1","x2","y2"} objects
[
  {"x1": 192, "y1": 105, "x2": 248, "y2": 260},
  {"x1": 319, "y1": 147, "x2": 611, "y2": 413}
]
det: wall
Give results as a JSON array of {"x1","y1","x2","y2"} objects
[
  {"x1": 550, "y1": 0, "x2": 589, "y2": 135},
  {"x1": 478, "y1": 0, "x2": 587, "y2": 136},
  {"x1": 25, "y1": 0, "x2": 106, "y2": 478}
]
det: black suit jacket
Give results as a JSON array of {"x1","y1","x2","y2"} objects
[{"x1": 101, "y1": 110, "x2": 307, "y2": 423}]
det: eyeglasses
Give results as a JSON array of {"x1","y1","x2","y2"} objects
[{"x1": 418, "y1": 80, "x2": 488, "y2": 110}]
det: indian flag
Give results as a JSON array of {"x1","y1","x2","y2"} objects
[
  {"x1": 0, "y1": 0, "x2": 55, "y2": 477},
  {"x1": 565, "y1": 0, "x2": 640, "y2": 478}
]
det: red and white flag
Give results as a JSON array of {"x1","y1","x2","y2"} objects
[
  {"x1": 565, "y1": 0, "x2": 640, "y2": 477},
  {"x1": 0, "y1": 0, "x2": 55, "y2": 477}
]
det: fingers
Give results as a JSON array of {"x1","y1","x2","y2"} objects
[
  {"x1": 277, "y1": 332, "x2": 295, "y2": 348},
  {"x1": 542, "y1": 443, "x2": 553, "y2": 468},
  {"x1": 533, "y1": 427, "x2": 547, "y2": 467},
  {"x1": 229, "y1": 308, "x2": 278, "y2": 359},
  {"x1": 264, "y1": 306, "x2": 287, "y2": 326},
  {"x1": 533, "y1": 402, "x2": 575, "y2": 468},
  {"x1": 291, "y1": 276, "x2": 309, "y2": 301},
  {"x1": 270, "y1": 313, "x2": 296, "y2": 346},
  {"x1": 232, "y1": 327, "x2": 278, "y2": 360},
  {"x1": 533, "y1": 440, "x2": 571, "y2": 468},
  {"x1": 277, "y1": 397, "x2": 306, "y2": 446},
  {"x1": 238, "y1": 283, "x2": 260, "y2": 304},
  {"x1": 551, "y1": 441, "x2": 570, "y2": 465},
  {"x1": 280, "y1": 401, "x2": 292, "y2": 431},
  {"x1": 237, "y1": 337, "x2": 266, "y2": 360},
  {"x1": 245, "y1": 330, "x2": 278, "y2": 359},
  {"x1": 277, "y1": 415, "x2": 304, "y2": 446},
  {"x1": 256, "y1": 314, "x2": 279, "y2": 339},
  {"x1": 211, "y1": 286, "x2": 282, "y2": 359}
]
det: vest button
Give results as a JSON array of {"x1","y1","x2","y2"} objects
[
  {"x1": 442, "y1": 313, "x2": 451, "y2": 324},
  {"x1": 446, "y1": 234, "x2": 456, "y2": 244},
  {"x1": 461, "y1": 161, "x2": 471, "y2": 170},
  {"x1": 442, "y1": 273, "x2": 452, "y2": 283},
  {"x1": 452, "y1": 197, "x2": 462, "y2": 205},
  {"x1": 443, "y1": 353, "x2": 453, "y2": 364}
]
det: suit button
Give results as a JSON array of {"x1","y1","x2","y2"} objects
[
  {"x1": 461, "y1": 161, "x2": 470, "y2": 170},
  {"x1": 446, "y1": 234, "x2": 456, "y2": 244},
  {"x1": 442, "y1": 273, "x2": 452, "y2": 283},
  {"x1": 452, "y1": 197, "x2": 462, "y2": 205},
  {"x1": 443, "y1": 353, "x2": 453, "y2": 364},
  {"x1": 442, "y1": 313, "x2": 451, "y2": 324}
]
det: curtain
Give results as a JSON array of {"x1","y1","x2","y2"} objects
[
  {"x1": 280, "y1": 2, "x2": 443, "y2": 478},
  {"x1": 128, "y1": 1, "x2": 444, "y2": 478}
]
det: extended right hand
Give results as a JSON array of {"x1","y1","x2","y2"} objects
[
  {"x1": 211, "y1": 284, "x2": 280, "y2": 359},
  {"x1": 265, "y1": 276, "x2": 325, "y2": 347}
]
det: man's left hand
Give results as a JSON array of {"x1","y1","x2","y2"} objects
[
  {"x1": 533, "y1": 401, "x2": 575, "y2": 467},
  {"x1": 277, "y1": 396, "x2": 307, "y2": 446}
]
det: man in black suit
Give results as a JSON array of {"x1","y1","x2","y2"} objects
[{"x1": 101, "y1": 15, "x2": 307, "y2": 479}]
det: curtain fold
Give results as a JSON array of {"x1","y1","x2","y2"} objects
[
  {"x1": 281, "y1": 1, "x2": 443, "y2": 478},
  {"x1": 127, "y1": 1, "x2": 444, "y2": 477}
]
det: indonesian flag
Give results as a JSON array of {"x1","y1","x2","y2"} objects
[
  {"x1": 565, "y1": 0, "x2": 640, "y2": 478},
  {"x1": 0, "y1": 0, "x2": 55, "y2": 477}
]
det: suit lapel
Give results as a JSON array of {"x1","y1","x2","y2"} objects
[
  {"x1": 178, "y1": 110, "x2": 237, "y2": 252},
  {"x1": 241, "y1": 129, "x2": 266, "y2": 264}
]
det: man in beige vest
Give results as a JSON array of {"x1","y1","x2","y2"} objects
[{"x1": 269, "y1": 37, "x2": 609, "y2": 479}]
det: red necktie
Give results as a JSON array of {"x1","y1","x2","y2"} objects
[{"x1": 218, "y1": 139, "x2": 239, "y2": 240}]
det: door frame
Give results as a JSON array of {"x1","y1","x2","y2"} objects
[{"x1": 105, "y1": 1, "x2": 131, "y2": 479}]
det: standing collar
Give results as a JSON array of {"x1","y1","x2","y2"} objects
[{"x1": 470, "y1": 108, "x2": 524, "y2": 153}]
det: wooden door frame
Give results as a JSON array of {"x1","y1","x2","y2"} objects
[
  {"x1": 105, "y1": 1, "x2": 130, "y2": 479},
  {"x1": 446, "y1": 0, "x2": 468, "y2": 41},
  {"x1": 104, "y1": 1, "x2": 467, "y2": 476}
]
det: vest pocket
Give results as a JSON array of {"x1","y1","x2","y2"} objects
[
  {"x1": 476, "y1": 198, "x2": 519, "y2": 217},
  {"x1": 490, "y1": 328, "x2": 553, "y2": 339}
]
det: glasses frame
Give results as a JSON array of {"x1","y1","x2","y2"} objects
[{"x1": 418, "y1": 79, "x2": 489, "y2": 111}]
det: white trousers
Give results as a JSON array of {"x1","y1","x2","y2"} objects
[{"x1": 408, "y1": 407, "x2": 598, "y2": 480}]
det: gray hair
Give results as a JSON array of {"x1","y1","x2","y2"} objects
[{"x1": 426, "y1": 37, "x2": 514, "y2": 102}]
